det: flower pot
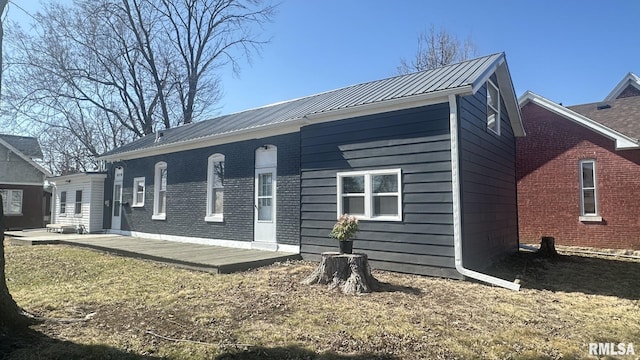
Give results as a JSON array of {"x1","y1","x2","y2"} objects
[{"x1": 339, "y1": 240, "x2": 353, "y2": 254}]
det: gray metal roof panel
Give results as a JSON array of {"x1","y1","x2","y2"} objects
[{"x1": 101, "y1": 53, "x2": 504, "y2": 158}]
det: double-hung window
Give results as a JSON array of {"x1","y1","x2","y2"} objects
[
  {"x1": 205, "y1": 154, "x2": 225, "y2": 222},
  {"x1": 337, "y1": 169, "x2": 402, "y2": 221},
  {"x1": 74, "y1": 190, "x2": 83, "y2": 216},
  {"x1": 579, "y1": 160, "x2": 600, "y2": 221},
  {"x1": 487, "y1": 80, "x2": 501, "y2": 135},
  {"x1": 153, "y1": 162, "x2": 167, "y2": 220},
  {"x1": 0, "y1": 189, "x2": 23, "y2": 216},
  {"x1": 132, "y1": 177, "x2": 145, "y2": 207}
]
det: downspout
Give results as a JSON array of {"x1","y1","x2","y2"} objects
[{"x1": 448, "y1": 94, "x2": 520, "y2": 291}]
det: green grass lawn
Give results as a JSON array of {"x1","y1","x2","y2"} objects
[{"x1": 4, "y1": 242, "x2": 640, "y2": 359}]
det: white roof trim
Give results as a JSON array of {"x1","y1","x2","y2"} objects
[
  {"x1": 604, "y1": 72, "x2": 640, "y2": 101},
  {"x1": 519, "y1": 91, "x2": 640, "y2": 150},
  {"x1": 0, "y1": 137, "x2": 51, "y2": 176}
]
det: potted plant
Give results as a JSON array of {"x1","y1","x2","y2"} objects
[{"x1": 330, "y1": 214, "x2": 359, "y2": 254}]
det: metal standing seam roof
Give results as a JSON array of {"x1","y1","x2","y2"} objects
[{"x1": 101, "y1": 53, "x2": 506, "y2": 159}]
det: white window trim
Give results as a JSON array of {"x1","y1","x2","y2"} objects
[
  {"x1": 132, "y1": 177, "x2": 146, "y2": 207},
  {"x1": 0, "y1": 189, "x2": 23, "y2": 216},
  {"x1": 579, "y1": 159, "x2": 599, "y2": 219},
  {"x1": 153, "y1": 162, "x2": 167, "y2": 220},
  {"x1": 205, "y1": 154, "x2": 224, "y2": 222},
  {"x1": 487, "y1": 80, "x2": 501, "y2": 136},
  {"x1": 336, "y1": 168, "x2": 402, "y2": 222}
]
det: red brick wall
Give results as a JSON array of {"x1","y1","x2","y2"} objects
[{"x1": 517, "y1": 102, "x2": 640, "y2": 250}]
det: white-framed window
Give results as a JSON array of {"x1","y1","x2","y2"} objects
[
  {"x1": 74, "y1": 190, "x2": 83, "y2": 216},
  {"x1": 0, "y1": 189, "x2": 23, "y2": 216},
  {"x1": 132, "y1": 177, "x2": 145, "y2": 207},
  {"x1": 579, "y1": 160, "x2": 598, "y2": 218},
  {"x1": 205, "y1": 154, "x2": 225, "y2": 222},
  {"x1": 336, "y1": 169, "x2": 402, "y2": 221},
  {"x1": 60, "y1": 191, "x2": 67, "y2": 216},
  {"x1": 153, "y1": 162, "x2": 167, "y2": 220},
  {"x1": 487, "y1": 80, "x2": 501, "y2": 135}
]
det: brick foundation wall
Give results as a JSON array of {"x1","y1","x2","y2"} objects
[{"x1": 517, "y1": 102, "x2": 640, "y2": 250}]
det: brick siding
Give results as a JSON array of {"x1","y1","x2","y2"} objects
[
  {"x1": 106, "y1": 132, "x2": 300, "y2": 246},
  {"x1": 517, "y1": 102, "x2": 640, "y2": 249}
]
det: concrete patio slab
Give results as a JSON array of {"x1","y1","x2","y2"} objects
[{"x1": 5, "y1": 230, "x2": 301, "y2": 274}]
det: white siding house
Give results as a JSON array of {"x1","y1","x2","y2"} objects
[{"x1": 50, "y1": 173, "x2": 107, "y2": 233}]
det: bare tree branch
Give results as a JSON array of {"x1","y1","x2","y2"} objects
[{"x1": 398, "y1": 25, "x2": 478, "y2": 74}]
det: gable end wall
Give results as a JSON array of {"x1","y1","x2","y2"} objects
[{"x1": 458, "y1": 80, "x2": 519, "y2": 271}]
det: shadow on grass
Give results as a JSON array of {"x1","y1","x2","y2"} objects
[
  {"x1": 1, "y1": 328, "x2": 163, "y2": 360},
  {"x1": 486, "y1": 251, "x2": 640, "y2": 300},
  {"x1": 376, "y1": 281, "x2": 422, "y2": 295},
  {"x1": 215, "y1": 344, "x2": 398, "y2": 360}
]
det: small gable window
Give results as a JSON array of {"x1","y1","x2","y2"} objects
[{"x1": 487, "y1": 80, "x2": 500, "y2": 135}]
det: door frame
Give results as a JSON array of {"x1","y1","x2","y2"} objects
[
  {"x1": 253, "y1": 145, "x2": 277, "y2": 245},
  {"x1": 111, "y1": 167, "x2": 124, "y2": 230}
]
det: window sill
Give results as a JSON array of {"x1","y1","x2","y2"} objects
[
  {"x1": 579, "y1": 215, "x2": 602, "y2": 223},
  {"x1": 74, "y1": 214, "x2": 83, "y2": 218},
  {"x1": 131, "y1": 204, "x2": 144, "y2": 208},
  {"x1": 152, "y1": 214, "x2": 166, "y2": 221},
  {"x1": 351, "y1": 215, "x2": 402, "y2": 222},
  {"x1": 59, "y1": 214, "x2": 67, "y2": 217},
  {"x1": 205, "y1": 215, "x2": 223, "y2": 223},
  {"x1": 4, "y1": 213, "x2": 23, "y2": 216}
]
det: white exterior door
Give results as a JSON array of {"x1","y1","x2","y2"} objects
[
  {"x1": 254, "y1": 146, "x2": 277, "y2": 245},
  {"x1": 111, "y1": 167, "x2": 123, "y2": 230}
]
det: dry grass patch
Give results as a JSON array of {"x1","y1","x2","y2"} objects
[{"x1": 4, "y1": 242, "x2": 640, "y2": 359}]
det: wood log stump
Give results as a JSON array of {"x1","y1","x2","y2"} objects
[
  {"x1": 538, "y1": 236, "x2": 558, "y2": 257},
  {"x1": 302, "y1": 252, "x2": 380, "y2": 295}
]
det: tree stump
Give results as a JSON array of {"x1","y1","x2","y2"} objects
[
  {"x1": 302, "y1": 252, "x2": 380, "y2": 295},
  {"x1": 538, "y1": 236, "x2": 558, "y2": 257}
]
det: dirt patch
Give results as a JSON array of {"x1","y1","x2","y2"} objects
[{"x1": 4, "y1": 242, "x2": 640, "y2": 359}]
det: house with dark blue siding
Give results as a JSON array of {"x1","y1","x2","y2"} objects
[{"x1": 99, "y1": 53, "x2": 524, "y2": 290}]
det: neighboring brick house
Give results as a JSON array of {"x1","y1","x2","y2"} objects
[
  {"x1": 0, "y1": 134, "x2": 51, "y2": 229},
  {"x1": 517, "y1": 73, "x2": 640, "y2": 249}
]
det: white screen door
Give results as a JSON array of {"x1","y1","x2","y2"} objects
[
  {"x1": 112, "y1": 167, "x2": 123, "y2": 230},
  {"x1": 254, "y1": 145, "x2": 277, "y2": 244}
]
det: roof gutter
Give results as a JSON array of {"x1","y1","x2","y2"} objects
[{"x1": 448, "y1": 94, "x2": 520, "y2": 291}]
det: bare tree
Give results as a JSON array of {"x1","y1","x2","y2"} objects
[
  {"x1": 2, "y1": 0, "x2": 275, "y2": 174},
  {"x1": 0, "y1": 0, "x2": 31, "y2": 335},
  {"x1": 397, "y1": 25, "x2": 477, "y2": 74}
]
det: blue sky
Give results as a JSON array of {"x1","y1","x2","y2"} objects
[{"x1": 9, "y1": 0, "x2": 640, "y2": 115}]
